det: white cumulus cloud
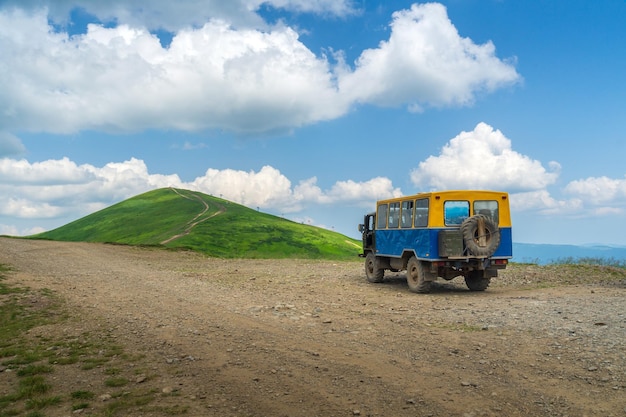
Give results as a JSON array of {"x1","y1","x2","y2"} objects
[
  {"x1": 189, "y1": 165, "x2": 296, "y2": 209},
  {"x1": 338, "y1": 3, "x2": 520, "y2": 110},
  {"x1": 0, "y1": 10, "x2": 346, "y2": 134},
  {"x1": 408, "y1": 123, "x2": 626, "y2": 218},
  {"x1": 565, "y1": 176, "x2": 626, "y2": 204},
  {"x1": 0, "y1": 157, "x2": 94, "y2": 185},
  {"x1": 0, "y1": 157, "x2": 184, "y2": 220},
  {"x1": 410, "y1": 122, "x2": 560, "y2": 191},
  {"x1": 188, "y1": 168, "x2": 402, "y2": 211},
  {"x1": 293, "y1": 176, "x2": 402, "y2": 206},
  {"x1": 509, "y1": 190, "x2": 582, "y2": 215},
  {"x1": 0, "y1": 156, "x2": 401, "y2": 232},
  {"x1": 327, "y1": 177, "x2": 403, "y2": 201},
  {"x1": 0, "y1": 2, "x2": 519, "y2": 135}
]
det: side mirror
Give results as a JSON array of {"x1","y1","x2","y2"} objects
[{"x1": 358, "y1": 224, "x2": 364, "y2": 233}]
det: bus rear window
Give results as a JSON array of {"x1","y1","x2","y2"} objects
[
  {"x1": 474, "y1": 200, "x2": 499, "y2": 224},
  {"x1": 444, "y1": 201, "x2": 469, "y2": 226}
]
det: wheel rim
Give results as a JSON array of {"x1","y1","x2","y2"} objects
[{"x1": 408, "y1": 263, "x2": 418, "y2": 285}]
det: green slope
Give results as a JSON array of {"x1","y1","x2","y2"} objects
[{"x1": 31, "y1": 188, "x2": 362, "y2": 260}]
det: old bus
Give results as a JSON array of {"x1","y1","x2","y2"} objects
[{"x1": 358, "y1": 190, "x2": 512, "y2": 293}]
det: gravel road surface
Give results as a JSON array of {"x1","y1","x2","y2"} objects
[{"x1": 1, "y1": 237, "x2": 625, "y2": 416}]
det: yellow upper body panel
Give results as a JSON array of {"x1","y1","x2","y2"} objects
[{"x1": 376, "y1": 190, "x2": 511, "y2": 229}]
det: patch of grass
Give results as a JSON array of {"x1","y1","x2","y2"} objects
[
  {"x1": 0, "y1": 264, "x2": 163, "y2": 417},
  {"x1": 105, "y1": 377, "x2": 129, "y2": 387},
  {"x1": 71, "y1": 390, "x2": 95, "y2": 400},
  {"x1": 0, "y1": 346, "x2": 20, "y2": 358},
  {"x1": 25, "y1": 396, "x2": 62, "y2": 410},
  {"x1": 0, "y1": 393, "x2": 22, "y2": 409},
  {"x1": 103, "y1": 345, "x2": 124, "y2": 357},
  {"x1": 104, "y1": 367, "x2": 122, "y2": 375},
  {"x1": 2, "y1": 351, "x2": 43, "y2": 366},
  {"x1": 50, "y1": 354, "x2": 79, "y2": 365},
  {"x1": 16, "y1": 364, "x2": 53, "y2": 376},
  {"x1": 18, "y1": 376, "x2": 50, "y2": 398},
  {"x1": 550, "y1": 256, "x2": 626, "y2": 268},
  {"x1": 81, "y1": 357, "x2": 110, "y2": 370},
  {"x1": 0, "y1": 282, "x2": 23, "y2": 295},
  {"x1": 101, "y1": 390, "x2": 158, "y2": 417}
]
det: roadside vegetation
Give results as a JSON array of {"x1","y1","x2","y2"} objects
[
  {"x1": 548, "y1": 256, "x2": 626, "y2": 268},
  {"x1": 0, "y1": 264, "x2": 183, "y2": 417},
  {"x1": 30, "y1": 188, "x2": 361, "y2": 260},
  {"x1": 502, "y1": 260, "x2": 626, "y2": 289},
  {"x1": 513, "y1": 257, "x2": 626, "y2": 269}
]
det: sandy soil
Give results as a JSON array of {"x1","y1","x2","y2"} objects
[{"x1": 1, "y1": 237, "x2": 625, "y2": 417}]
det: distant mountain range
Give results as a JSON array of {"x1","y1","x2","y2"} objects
[{"x1": 513, "y1": 243, "x2": 626, "y2": 265}]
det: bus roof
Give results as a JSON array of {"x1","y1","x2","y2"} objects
[{"x1": 376, "y1": 190, "x2": 509, "y2": 205}]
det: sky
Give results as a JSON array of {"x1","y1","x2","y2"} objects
[{"x1": 0, "y1": 0, "x2": 625, "y2": 246}]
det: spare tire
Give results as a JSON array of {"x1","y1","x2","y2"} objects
[{"x1": 461, "y1": 214, "x2": 500, "y2": 257}]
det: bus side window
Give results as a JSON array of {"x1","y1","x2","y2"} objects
[
  {"x1": 414, "y1": 198, "x2": 429, "y2": 227},
  {"x1": 377, "y1": 204, "x2": 388, "y2": 229},
  {"x1": 388, "y1": 202, "x2": 400, "y2": 228},
  {"x1": 401, "y1": 200, "x2": 414, "y2": 228}
]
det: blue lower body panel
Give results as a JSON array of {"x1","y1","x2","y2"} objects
[{"x1": 375, "y1": 227, "x2": 512, "y2": 259}]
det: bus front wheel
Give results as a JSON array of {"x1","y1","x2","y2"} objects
[{"x1": 365, "y1": 252, "x2": 384, "y2": 283}]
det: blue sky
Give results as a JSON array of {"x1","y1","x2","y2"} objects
[{"x1": 1, "y1": 0, "x2": 625, "y2": 245}]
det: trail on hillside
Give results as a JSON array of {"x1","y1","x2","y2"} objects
[{"x1": 160, "y1": 188, "x2": 225, "y2": 245}]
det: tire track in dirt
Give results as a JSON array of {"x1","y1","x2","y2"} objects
[{"x1": 160, "y1": 187, "x2": 225, "y2": 245}]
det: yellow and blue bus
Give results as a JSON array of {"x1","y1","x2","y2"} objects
[{"x1": 358, "y1": 190, "x2": 512, "y2": 293}]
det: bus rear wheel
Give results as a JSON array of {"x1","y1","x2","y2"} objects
[
  {"x1": 365, "y1": 252, "x2": 384, "y2": 283},
  {"x1": 465, "y1": 270, "x2": 491, "y2": 291},
  {"x1": 406, "y1": 257, "x2": 432, "y2": 293}
]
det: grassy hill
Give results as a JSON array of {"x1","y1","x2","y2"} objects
[{"x1": 31, "y1": 188, "x2": 362, "y2": 260}]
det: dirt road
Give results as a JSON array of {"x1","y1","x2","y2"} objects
[{"x1": 1, "y1": 237, "x2": 625, "y2": 416}]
